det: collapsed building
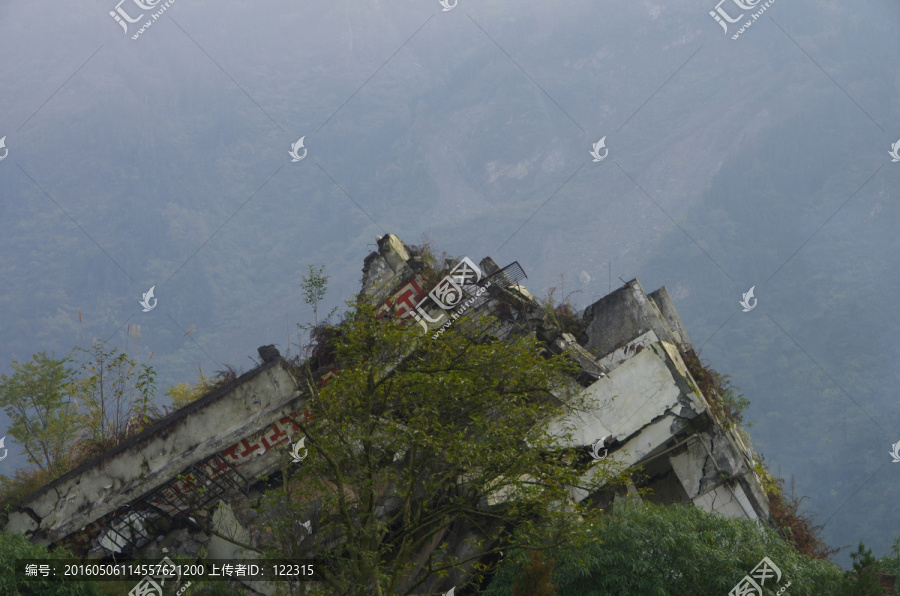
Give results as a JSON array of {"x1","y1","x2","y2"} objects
[{"x1": 4, "y1": 233, "x2": 770, "y2": 593}]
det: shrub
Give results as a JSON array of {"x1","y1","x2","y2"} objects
[
  {"x1": 754, "y1": 459, "x2": 837, "y2": 561},
  {"x1": 679, "y1": 347, "x2": 749, "y2": 430},
  {"x1": 486, "y1": 500, "x2": 848, "y2": 596},
  {"x1": 0, "y1": 531, "x2": 100, "y2": 595}
]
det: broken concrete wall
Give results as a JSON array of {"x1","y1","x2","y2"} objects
[
  {"x1": 5, "y1": 356, "x2": 304, "y2": 547},
  {"x1": 361, "y1": 234, "x2": 417, "y2": 306},
  {"x1": 359, "y1": 236, "x2": 769, "y2": 523},
  {"x1": 669, "y1": 427, "x2": 767, "y2": 519},
  {"x1": 649, "y1": 286, "x2": 693, "y2": 348},
  {"x1": 549, "y1": 340, "x2": 712, "y2": 505},
  {"x1": 556, "y1": 337, "x2": 768, "y2": 519},
  {"x1": 557, "y1": 278, "x2": 769, "y2": 521},
  {"x1": 580, "y1": 279, "x2": 685, "y2": 359}
]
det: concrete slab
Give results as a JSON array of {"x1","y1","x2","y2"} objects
[{"x1": 6, "y1": 359, "x2": 302, "y2": 545}]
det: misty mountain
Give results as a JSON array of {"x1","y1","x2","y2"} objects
[{"x1": 0, "y1": 0, "x2": 898, "y2": 568}]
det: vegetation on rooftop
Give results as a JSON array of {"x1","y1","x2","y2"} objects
[
  {"x1": 679, "y1": 346, "x2": 751, "y2": 431},
  {"x1": 0, "y1": 340, "x2": 239, "y2": 526},
  {"x1": 753, "y1": 457, "x2": 839, "y2": 562},
  {"x1": 538, "y1": 281, "x2": 588, "y2": 339}
]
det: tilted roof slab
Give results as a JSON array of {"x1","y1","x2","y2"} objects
[{"x1": 5, "y1": 358, "x2": 302, "y2": 545}]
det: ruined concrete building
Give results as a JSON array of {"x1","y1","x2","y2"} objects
[
  {"x1": 360, "y1": 235, "x2": 768, "y2": 521},
  {"x1": 4, "y1": 233, "x2": 769, "y2": 592}
]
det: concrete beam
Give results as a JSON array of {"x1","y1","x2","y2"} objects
[
  {"x1": 6, "y1": 359, "x2": 302, "y2": 545},
  {"x1": 548, "y1": 342, "x2": 706, "y2": 451}
]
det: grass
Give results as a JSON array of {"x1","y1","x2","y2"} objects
[{"x1": 754, "y1": 458, "x2": 838, "y2": 561}]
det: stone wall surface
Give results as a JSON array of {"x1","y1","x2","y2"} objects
[
  {"x1": 361, "y1": 234, "x2": 415, "y2": 305},
  {"x1": 581, "y1": 279, "x2": 682, "y2": 359}
]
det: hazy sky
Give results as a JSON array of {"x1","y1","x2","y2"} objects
[{"x1": 1, "y1": 0, "x2": 898, "y2": 568}]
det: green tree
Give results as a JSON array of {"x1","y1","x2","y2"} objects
[
  {"x1": 69, "y1": 340, "x2": 139, "y2": 448},
  {"x1": 300, "y1": 264, "x2": 338, "y2": 329},
  {"x1": 873, "y1": 537, "x2": 900, "y2": 593},
  {"x1": 0, "y1": 344, "x2": 163, "y2": 520},
  {"x1": 130, "y1": 363, "x2": 158, "y2": 434},
  {"x1": 841, "y1": 542, "x2": 883, "y2": 596},
  {"x1": 0, "y1": 352, "x2": 80, "y2": 472},
  {"x1": 257, "y1": 303, "x2": 627, "y2": 596},
  {"x1": 487, "y1": 500, "x2": 850, "y2": 596}
]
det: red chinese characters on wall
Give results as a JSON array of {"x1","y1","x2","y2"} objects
[
  {"x1": 376, "y1": 277, "x2": 425, "y2": 319},
  {"x1": 70, "y1": 411, "x2": 316, "y2": 555},
  {"x1": 218, "y1": 411, "x2": 306, "y2": 468}
]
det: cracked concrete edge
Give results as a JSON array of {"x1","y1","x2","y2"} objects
[{"x1": 6, "y1": 363, "x2": 306, "y2": 545}]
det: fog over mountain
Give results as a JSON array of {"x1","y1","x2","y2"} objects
[{"x1": 1, "y1": 0, "x2": 898, "y2": 569}]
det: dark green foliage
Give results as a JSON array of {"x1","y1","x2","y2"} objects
[
  {"x1": 850, "y1": 542, "x2": 877, "y2": 574},
  {"x1": 0, "y1": 531, "x2": 99, "y2": 595},
  {"x1": 835, "y1": 542, "x2": 883, "y2": 596},
  {"x1": 872, "y1": 538, "x2": 900, "y2": 593},
  {"x1": 486, "y1": 500, "x2": 848, "y2": 596}
]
